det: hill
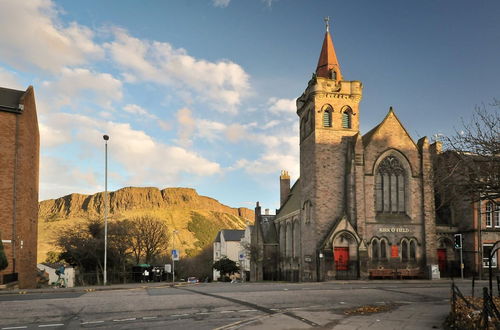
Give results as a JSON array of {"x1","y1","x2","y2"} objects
[{"x1": 38, "y1": 187, "x2": 254, "y2": 262}]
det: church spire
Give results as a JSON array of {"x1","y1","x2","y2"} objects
[{"x1": 316, "y1": 17, "x2": 342, "y2": 81}]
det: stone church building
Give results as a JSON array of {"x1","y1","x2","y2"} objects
[{"x1": 251, "y1": 23, "x2": 442, "y2": 282}]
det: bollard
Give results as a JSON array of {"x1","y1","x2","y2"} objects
[{"x1": 472, "y1": 276, "x2": 475, "y2": 298}]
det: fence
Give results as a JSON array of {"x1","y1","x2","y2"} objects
[{"x1": 450, "y1": 280, "x2": 500, "y2": 329}]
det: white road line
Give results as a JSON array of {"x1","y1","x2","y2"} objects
[
  {"x1": 239, "y1": 309, "x2": 257, "y2": 312},
  {"x1": 220, "y1": 310, "x2": 235, "y2": 313},
  {"x1": 81, "y1": 321, "x2": 104, "y2": 325},
  {"x1": 113, "y1": 318, "x2": 136, "y2": 322},
  {"x1": 38, "y1": 325, "x2": 64, "y2": 328},
  {"x1": 142, "y1": 316, "x2": 158, "y2": 320},
  {"x1": 2, "y1": 327, "x2": 28, "y2": 330},
  {"x1": 171, "y1": 314, "x2": 189, "y2": 317},
  {"x1": 196, "y1": 312, "x2": 211, "y2": 315}
]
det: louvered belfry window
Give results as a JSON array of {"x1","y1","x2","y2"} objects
[
  {"x1": 342, "y1": 111, "x2": 351, "y2": 128},
  {"x1": 322, "y1": 106, "x2": 332, "y2": 127},
  {"x1": 375, "y1": 156, "x2": 406, "y2": 214}
]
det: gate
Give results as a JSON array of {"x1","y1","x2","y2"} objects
[{"x1": 334, "y1": 247, "x2": 358, "y2": 280}]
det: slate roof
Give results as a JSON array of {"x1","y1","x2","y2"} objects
[
  {"x1": 276, "y1": 179, "x2": 301, "y2": 220},
  {"x1": 222, "y1": 229, "x2": 245, "y2": 241},
  {"x1": 0, "y1": 86, "x2": 25, "y2": 113}
]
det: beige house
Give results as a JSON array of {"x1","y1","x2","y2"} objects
[{"x1": 213, "y1": 229, "x2": 245, "y2": 281}]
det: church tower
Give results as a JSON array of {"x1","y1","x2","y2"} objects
[{"x1": 297, "y1": 18, "x2": 363, "y2": 281}]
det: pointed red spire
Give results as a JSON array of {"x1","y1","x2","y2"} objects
[{"x1": 316, "y1": 17, "x2": 342, "y2": 81}]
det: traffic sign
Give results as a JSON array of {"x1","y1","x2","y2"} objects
[{"x1": 172, "y1": 249, "x2": 179, "y2": 261}]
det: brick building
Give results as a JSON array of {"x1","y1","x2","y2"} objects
[
  {"x1": 252, "y1": 22, "x2": 441, "y2": 281},
  {"x1": 0, "y1": 86, "x2": 39, "y2": 288}
]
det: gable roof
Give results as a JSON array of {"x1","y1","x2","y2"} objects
[
  {"x1": 362, "y1": 107, "x2": 417, "y2": 149},
  {"x1": 276, "y1": 178, "x2": 301, "y2": 220},
  {"x1": 221, "y1": 229, "x2": 245, "y2": 241}
]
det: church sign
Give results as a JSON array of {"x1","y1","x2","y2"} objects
[{"x1": 379, "y1": 227, "x2": 410, "y2": 233}]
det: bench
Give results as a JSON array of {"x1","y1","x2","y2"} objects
[
  {"x1": 398, "y1": 268, "x2": 423, "y2": 279},
  {"x1": 369, "y1": 268, "x2": 395, "y2": 279}
]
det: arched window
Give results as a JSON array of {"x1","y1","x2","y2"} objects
[
  {"x1": 293, "y1": 220, "x2": 300, "y2": 258},
  {"x1": 372, "y1": 239, "x2": 379, "y2": 261},
  {"x1": 409, "y1": 240, "x2": 416, "y2": 261},
  {"x1": 286, "y1": 223, "x2": 293, "y2": 257},
  {"x1": 279, "y1": 223, "x2": 286, "y2": 257},
  {"x1": 375, "y1": 156, "x2": 406, "y2": 214},
  {"x1": 380, "y1": 240, "x2": 387, "y2": 260},
  {"x1": 342, "y1": 107, "x2": 352, "y2": 128},
  {"x1": 401, "y1": 240, "x2": 408, "y2": 262},
  {"x1": 486, "y1": 202, "x2": 493, "y2": 227},
  {"x1": 323, "y1": 110, "x2": 332, "y2": 127}
]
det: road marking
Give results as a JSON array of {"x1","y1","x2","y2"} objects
[
  {"x1": 239, "y1": 309, "x2": 257, "y2": 312},
  {"x1": 81, "y1": 321, "x2": 104, "y2": 325},
  {"x1": 142, "y1": 316, "x2": 157, "y2": 319},
  {"x1": 38, "y1": 325, "x2": 64, "y2": 328},
  {"x1": 171, "y1": 314, "x2": 189, "y2": 317},
  {"x1": 113, "y1": 318, "x2": 136, "y2": 322},
  {"x1": 2, "y1": 327, "x2": 28, "y2": 329},
  {"x1": 220, "y1": 310, "x2": 235, "y2": 313}
]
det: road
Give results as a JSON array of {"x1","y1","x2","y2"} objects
[{"x1": 0, "y1": 280, "x2": 473, "y2": 329}]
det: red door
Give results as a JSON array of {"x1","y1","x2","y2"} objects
[
  {"x1": 437, "y1": 249, "x2": 447, "y2": 273},
  {"x1": 335, "y1": 247, "x2": 349, "y2": 271}
]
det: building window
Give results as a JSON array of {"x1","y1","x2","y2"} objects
[
  {"x1": 486, "y1": 202, "x2": 493, "y2": 228},
  {"x1": 380, "y1": 240, "x2": 387, "y2": 260},
  {"x1": 323, "y1": 110, "x2": 332, "y2": 127},
  {"x1": 375, "y1": 156, "x2": 406, "y2": 214},
  {"x1": 401, "y1": 240, "x2": 408, "y2": 262},
  {"x1": 483, "y1": 244, "x2": 498, "y2": 268},
  {"x1": 342, "y1": 108, "x2": 352, "y2": 128},
  {"x1": 409, "y1": 240, "x2": 416, "y2": 261},
  {"x1": 372, "y1": 239, "x2": 379, "y2": 261},
  {"x1": 495, "y1": 204, "x2": 500, "y2": 228}
]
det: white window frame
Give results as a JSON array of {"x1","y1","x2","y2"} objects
[
  {"x1": 483, "y1": 244, "x2": 498, "y2": 268},
  {"x1": 495, "y1": 204, "x2": 500, "y2": 228},
  {"x1": 486, "y1": 202, "x2": 493, "y2": 228}
]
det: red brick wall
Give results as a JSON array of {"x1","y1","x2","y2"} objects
[{"x1": 0, "y1": 86, "x2": 39, "y2": 288}]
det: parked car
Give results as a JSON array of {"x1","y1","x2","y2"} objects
[{"x1": 187, "y1": 277, "x2": 199, "y2": 283}]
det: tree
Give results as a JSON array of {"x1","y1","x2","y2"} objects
[
  {"x1": 212, "y1": 257, "x2": 239, "y2": 277},
  {"x1": 128, "y1": 215, "x2": 170, "y2": 264},
  {"x1": 440, "y1": 100, "x2": 500, "y2": 203},
  {"x1": 0, "y1": 233, "x2": 8, "y2": 271}
]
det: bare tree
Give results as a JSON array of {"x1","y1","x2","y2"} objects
[
  {"x1": 128, "y1": 215, "x2": 170, "y2": 264},
  {"x1": 438, "y1": 100, "x2": 499, "y2": 203}
]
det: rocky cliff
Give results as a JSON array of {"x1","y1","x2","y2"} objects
[{"x1": 38, "y1": 187, "x2": 254, "y2": 262}]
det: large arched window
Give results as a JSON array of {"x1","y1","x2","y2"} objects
[
  {"x1": 285, "y1": 223, "x2": 293, "y2": 257},
  {"x1": 293, "y1": 220, "x2": 300, "y2": 258},
  {"x1": 375, "y1": 156, "x2": 406, "y2": 214},
  {"x1": 409, "y1": 240, "x2": 417, "y2": 261},
  {"x1": 342, "y1": 107, "x2": 352, "y2": 128}
]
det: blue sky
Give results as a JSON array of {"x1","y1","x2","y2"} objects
[{"x1": 0, "y1": 0, "x2": 498, "y2": 211}]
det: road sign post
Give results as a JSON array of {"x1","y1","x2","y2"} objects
[{"x1": 454, "y1": 234, "x2": 464, "y2": 280}]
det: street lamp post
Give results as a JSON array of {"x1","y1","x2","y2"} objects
[{"x1": 103, "y1": 134, "x2": 109, "y2": 285}]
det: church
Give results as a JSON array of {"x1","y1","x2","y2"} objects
[{"x1": 251, "y1": 21, "x2": 442, "y2": 282}]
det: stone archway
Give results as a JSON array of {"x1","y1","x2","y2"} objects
[{"x1": 333, "y1": 231, "x2": 359, "y2": 280}]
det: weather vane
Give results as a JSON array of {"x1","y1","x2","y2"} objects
[{"x1": 324, "y1": 16, "x2": 330, "y2": 33}]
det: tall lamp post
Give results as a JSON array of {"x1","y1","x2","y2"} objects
[{"x1": 103, "y1": 134, "x2": 109, "y2": 285}]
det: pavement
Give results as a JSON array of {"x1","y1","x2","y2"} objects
[{"x1": 0, "y1": 279, "x2": 470, "y2": 329}]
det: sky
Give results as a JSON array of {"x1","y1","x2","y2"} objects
[{"x1": 0, "y1": 0, "x2": 498, "y2": 212}]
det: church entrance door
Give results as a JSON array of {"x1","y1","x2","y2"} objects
[
  {"x1": 334, "y1": 247, "x2": 349, "y2": 271},
  {"x1": 437, "y1": 248, "x2": 447, "y2": 274}
]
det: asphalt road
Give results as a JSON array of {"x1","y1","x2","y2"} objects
[{"x1": 0, "y1": 280, "x2": 475, "y2": 329}]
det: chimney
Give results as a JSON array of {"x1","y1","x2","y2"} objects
[
  {"x1": 280, "y1": 170, "x2": 291, "y2": 207},
  {"x1": 265, "y1": 208, "x2": 269, "y2": 215}
]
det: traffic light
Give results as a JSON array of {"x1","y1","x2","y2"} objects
[{"x1": 454, "y1": 234, "x2": 463, "y2": 249}]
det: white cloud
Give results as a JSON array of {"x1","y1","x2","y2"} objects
[
  {"x1": 0, "y1": 68, "x2": 23, "y2": 89},
  {"x1": 105, "y1": 28, "x2": 250, "y2": 113},
  {"x1": 39, "y1": 112, "x2": 221, "y2": 199},
  {"x1": 213, "y1": 0, "x2": 231, "y2": 8},
  {"x1": 268, "y1": 97, "x2": 296, "y2": 114},
  {"x1": 176, "y1": 108, "x2": 196, "y2": 146},
  {"x1": 0, "y1": 0, "x2": 103, "y2": 73},
  {"x1": 41, "y1": 67, "x2": 123, "y2": 108}
]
